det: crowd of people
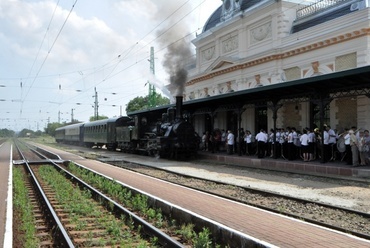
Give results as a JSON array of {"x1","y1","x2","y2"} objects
[{"x1": 200, "y1": 125, "x2": 370, "y2": 167}]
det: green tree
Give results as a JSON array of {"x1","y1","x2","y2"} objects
[
  {"x1": 155, "y1": 93, "x2": 171, "y2": 106},
  {"x1": 18, "y1": 129, "x2": 39, "y2": 138},
  {"x1": 89, "y1": 115, "x2": 108, "y2": 121},
  {"x1": 44, "y1": 122, "x2": 64, "y2": 137},
  {"x1": 0, "y1": 128, "x2": 15, "y2": 137},
  {"x1": 126, "y1": 94, "x2": 170, "y2": 113}
]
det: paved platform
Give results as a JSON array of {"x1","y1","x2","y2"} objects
[
  {"x1": 31, "y1": 144, "x2": 370, "y2": 247},
  {"x1": 197, "y1": 151, "x2": 370, "y2": 181},
  {"x1": 0, "y1": 141, "x2": 12, "y2": 248}
]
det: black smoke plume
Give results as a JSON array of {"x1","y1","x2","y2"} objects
[
  {"x1": 162, "y1": 40, "x2": 194, "y2": 96},
  {"x1": 154, "y1": 2, "x2": 195, "y2": 98}
]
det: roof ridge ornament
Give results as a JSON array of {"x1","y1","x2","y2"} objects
[{"x1": 221, "y1": 0, "x2": 242, "y2": 22}]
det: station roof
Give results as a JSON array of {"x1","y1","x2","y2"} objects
[
  {"x1": 128, "y1": 65, "x2": 370, "y2": 116},
  {"x1": 202, "y1": 0, "x2": 268, "y2": 33}
]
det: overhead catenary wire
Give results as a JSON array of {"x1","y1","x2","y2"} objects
[
  {"x1": 3, "y1": 0, "x2": 316, "y2": 129},
  {"x1": 39, "y1": 0, "x2": 209, "y2": 120},
  {"x1": 21, "y1": 0, "x2": 79, "y2": 106}
]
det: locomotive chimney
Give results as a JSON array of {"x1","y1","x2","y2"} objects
[{"x1": 175, "y1": 95, "x2": 183, "y2": 120}]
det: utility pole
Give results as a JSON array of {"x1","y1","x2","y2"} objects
[
  {"x1": 147, "y1": 46, "x2": 156, "y2": 108},
  {"x1": 93, "y1": 87, "x2": 99, "y2": 120},
  {"x1": 71, "y1": 108, "x2": 75, "y2": 123}
]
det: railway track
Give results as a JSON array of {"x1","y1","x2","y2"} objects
[
  {"x1": 13, "y1": 140, "x2": 185, "y2": 247},
  {"x1": 21, "y1": 140, "x2": 370, "y2": 245},
  {"x1": 13, "y1": 141, "x2": 73, "y2": 247}
]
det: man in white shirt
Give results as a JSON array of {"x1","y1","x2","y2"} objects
[
  {"x1": 343, "y1": 128, "x2": 352, "y2": 165},
  {"x1": 227, "y1": 130, "x2": 234, "y2": 155},
  {"x1": 255, "y1": 129, "x2": 267, "y2": 158},
  {"x1": 323, "y1": 126, "x2": 330, "y2": 162},
  {"x1": 308, "y1": 128, "x2": 316, "y2": 161},
  {"x1": 300, "y1": 129, "x2": 309, "y2": 161}
]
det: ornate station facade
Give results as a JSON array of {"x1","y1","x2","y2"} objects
[{"x1": 181, "y1": 0, "x2": 370, "y2": 135}]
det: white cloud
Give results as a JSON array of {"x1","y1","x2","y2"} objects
[{"x1": 0, "y1": 0, "x2": 222, "y2": 131}]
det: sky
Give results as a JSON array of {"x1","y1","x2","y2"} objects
[{"x1": 0, "y1": 0, "x2": 222, "y2": 132}]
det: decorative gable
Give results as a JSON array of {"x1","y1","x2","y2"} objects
[{"x1": 205, "y1": 56, "x2": 236, "y2": 73}]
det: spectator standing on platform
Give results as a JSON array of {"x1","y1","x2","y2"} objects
[
  {"x1": 300, "y1": 129, "x2": 309, "y2": 161},
  {"x1": 308, "y1": 128, "x2": 316, "y2": 161},
  {"x1": 214, "y1": 129, "x2": 221, "y2": 152},
  {"x1": 365, "y1": 130, "x2": 370, "y2": 164},
  {"x1": 323, "y1": 127, "x2": 330, "y2": 162},
  {"x1": 349, "y1": 129, "x2": 359, "y2": 167},
  {"x1": 239, "y1": 128, "x2": 245, "y2": 155},
  {"x1": 268, "y1": 129, "x2": 275, "y2": 157},
  {"x1": 358, "y1": 130, "x2": 367, "y2": 166},
  {"x1": 201, "y1": 132, "x2": 207, "y2": 151},
  {"x1": 256, "y1": 129, "x2": 268, "y2": 158},
  {"x1": 221, "y1": 129, "x2": 227, "y2": 151},
  {"x1": 287, "y1": 127, "x2": 295, "y2": 160},
  {"x1": 208, "y1": 131, "x2": 215, "y2": 153},
  {"x1": 227, "y1": 130, "x2": 234, "y2": 155},
  {"x1": 327, "y1": 125, "x2": 337, "y2": 161},
  {"x1": 343, "y1": 128, "x2": 352, "y2": 165},
  {"x1": 275, "y1": 128, "x2": 282, "y2": 158},
  {"x1": 244, "y1": 130, "x2": 253, "y2": 155}
]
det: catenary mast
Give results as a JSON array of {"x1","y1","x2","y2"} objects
[{"x1": 147, "y1": 46, "x2": 156, "y2": 108}]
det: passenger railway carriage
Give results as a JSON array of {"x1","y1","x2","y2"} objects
[
  {"x1": 83, "y1": 117, "x2": 130, "y2": 150},
  {"x1": 55, "y1": 123, "x2": 84, "y2": 145}
]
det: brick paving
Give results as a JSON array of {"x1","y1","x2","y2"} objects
[{"x1": 2, "y1": 143, "x2": 370, "y2": 247}]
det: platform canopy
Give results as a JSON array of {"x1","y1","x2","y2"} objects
[{"x1": 128, "y1": 65, "x2": 370, "y2": 116}]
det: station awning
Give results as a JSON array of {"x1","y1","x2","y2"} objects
[{"x1": 129, "y1": 65, "x2": 370, "y2": 116}]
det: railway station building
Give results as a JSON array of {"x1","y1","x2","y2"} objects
[{"x1": 174, "y1": 0, "x2": 370, "y2": 136}]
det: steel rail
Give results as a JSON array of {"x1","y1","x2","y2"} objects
[{"x1": 13, "y1": 141, "x2": 75, "y2": 247}]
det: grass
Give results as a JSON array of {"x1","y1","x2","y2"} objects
[
  {"x1": 67, "y1": 161, "x2": 215, "y2": 246},
  {"x1": 38, "y1": 165, "x2": 150, "y2": 247},
  {"x1": 13, "y1": 167, "x2": 40, "y2": 248}
]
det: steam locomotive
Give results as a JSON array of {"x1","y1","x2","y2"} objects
[{"x1": 55, "y1": 96, "x2": 199, "y2": 159}]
